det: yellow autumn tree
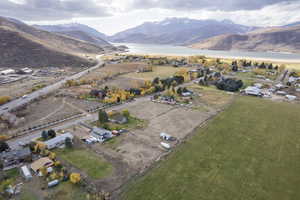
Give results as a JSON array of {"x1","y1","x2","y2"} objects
[
  {"x1": 70, "y1": 173, "x2": 81, "y2": 184},
  {"x1": 0, "y1": 96, "x2": 11, "y2": 105},
  {"x1": 49, "y1": 152, "x2": 56, "y2": 160}
]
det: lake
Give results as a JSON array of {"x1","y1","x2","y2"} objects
[{"x1": 114, "y1": 43, "x2": 300, "y2": 63}]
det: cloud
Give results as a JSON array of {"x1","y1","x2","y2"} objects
[
  {"x1": 128, "y1": 0, "x2": 297, "y2": 11},
  {"x1": 0, "y1": 0, "x2": 111, "y2": 21}
]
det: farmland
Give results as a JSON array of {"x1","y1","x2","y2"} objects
[{"x1": 123, "y1": 96, "x2": 300, "y2": 200}]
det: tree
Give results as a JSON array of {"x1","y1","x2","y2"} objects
[
  {"x1": 122, "y1": 110, "x2": 130, "y2": 118},
  {"x1": 98, "y1": 110, "x2": 109, "y2": 123},
  {"x1": 41, "y1": 130, "x2": 49, "y2": 141},
  {"x1": 65, "y1": 137, "x2": 73, "y2": 148},
  {"x1": 0, "y1": 141, "x2": 9, "y2": 152},
  {"x1": 70, "y1": 173, "x2": 81, "y2": 184},
  {"x1": 0, "y1": 160, "x2": 3, "y2": 170},
  {"x1": 48, "y1": 129, "x2": 56, "y2": 138},
  {"x1": 176, "y1": 87, "x2": 182, "y2": 95},
  {"x1": 0, "y1": 96, "x2": 11, "y2": 105}
]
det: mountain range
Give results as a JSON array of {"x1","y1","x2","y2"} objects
[
  {"x1": 0, "y1": 17, "x2": 110, "y2": 68},
  {"x1": 190, "y1": 24, "x2": 300, "y2": 53},
  {"x1": 33, "y1": 23, "x2": 113, "y2": 48},
  {"x1": 109, "y1": 18, "x2": 257, "y2": 45}
]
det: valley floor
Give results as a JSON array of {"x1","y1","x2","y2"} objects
[{"x1": 122, "y1": 96, "x2": 300, "y2": 200}]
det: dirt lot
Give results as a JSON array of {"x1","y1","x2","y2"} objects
[
  {"x1": 85, "y1": 93, "x2": 231, "y2": 196},
  {"x1": 0, "y1": 76, "x2": 57, "y2": 99},
  {"x1": 8, "y1": 96, "x2": 81, "y2": 133},
  {"x1": 0, "y1": 67, "x2": 80, "y2": 99}
]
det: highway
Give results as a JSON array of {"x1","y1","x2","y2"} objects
[{"x1": 0, "y1": 55, "x2": 104, "y2": 116}]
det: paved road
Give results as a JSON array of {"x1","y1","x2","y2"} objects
[
  {"x1": 0, "y1": 55, "x2": 104, "y2": 116},
  {"x1": 7, "y1": 96, "x2": 149, "y2": 150}
]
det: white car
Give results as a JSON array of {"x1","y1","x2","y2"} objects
[{"x1": 22, "y1": 95, "x2": 28, "y2": 99}]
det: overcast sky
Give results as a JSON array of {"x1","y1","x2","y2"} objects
[{"x1": 1, "y1": 0, "x2": 300, "y2": 35}]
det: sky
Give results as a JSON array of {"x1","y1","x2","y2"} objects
[{"x1": 1, "y1": 0, "x2": 300, "y2": 35}]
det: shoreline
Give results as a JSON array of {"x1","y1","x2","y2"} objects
[
  {"x1": 114, "y1": 42, "x2": 300, "y2": 64},
  {"x1": 122, "y1": 52, "x2": 300, "y2": 64}
]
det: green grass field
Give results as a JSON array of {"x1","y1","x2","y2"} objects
[
  {"x1": 122, "y1": 66, "x2": 189, "y2": 81},
  {"x1": 123, "y1": 97, "x2": 300, "y2": 200},
  {"x1": 56, "y1": 148, "x2": 113, "y2": 179}
]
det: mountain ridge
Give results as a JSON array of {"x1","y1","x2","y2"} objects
[
  {"x1": 0, "y1": 16, "x2": 105, "y2": 68},
  {"x1": 109, "y1": 18, "x2": 257, "y2": 45},
  {"x1": 190, "y1": 25, "x2": 300, "y2": 53}
]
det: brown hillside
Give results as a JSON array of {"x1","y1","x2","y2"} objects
[
  {"x1": 190, "y1": 25, "x2": 300, "y2": 53},
  {"x1": 0, "y1": 17, "x2": 105, "y2": 68}
]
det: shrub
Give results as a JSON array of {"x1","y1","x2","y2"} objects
[
  {"x1": 122, "y1": 110, "x2": 130, "y2": 118},
  {"x1": 0, "y1": 96, "x2": 11, "y2": 105},
  {"x1": 70, "y1": 173, "x2": 81, "y2": 184}
]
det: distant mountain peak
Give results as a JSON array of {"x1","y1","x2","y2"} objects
[{"x1": 109, "y1": 17, "x2": 257, "y2": 45}]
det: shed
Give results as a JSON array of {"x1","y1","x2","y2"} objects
[
  {"x1": 161, "y1": 142, "x2": 171, "y2": 150},
  {"x1": 20, "y1": 165, "x2": 32, "y2": 180},
  {"x1": 31, "y1": 157, "x2": 54, "y2": 173},
  {"x1": 44, "y1": 132, "x2": 73, "y2": 149}
]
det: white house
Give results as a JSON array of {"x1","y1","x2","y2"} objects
[
  {"x1": 44, "y1": 133, "x2": 73, "y2": 149},
  {"x1": 245, "y1": 86, "x2": 262, "y2": 96}
]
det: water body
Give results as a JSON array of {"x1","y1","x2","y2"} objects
[{"x1": 114, "y1": 43, "x2": 300, "y2": 63}]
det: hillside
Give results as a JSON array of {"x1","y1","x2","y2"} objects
[
  {"x1": 34, "y1": 23, "x2": 113, "y2": 48},
  {"x1": 34, "y1": 23, "x2": 107, "y2": 40},
  {"x1": 190, "y1": 25, "x2": 300, "y2": 53},
  {"x1": 0, "y1": 17, "x2": 105, "y2": 68},
  {"x1": 109, "y1": 18, "x2": 256, "y2": 45},
  {"x1": 54, "y1": 30, "x2": 112, "y2": 47}
]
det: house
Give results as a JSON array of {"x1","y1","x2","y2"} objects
[
  {"x1": 276, "y1": 91, "x2": 287, "y2": 96},
  {"x1": 20, "y1": 165, "x2": 32, "y2": 181},
  {"x1": 245, "y1": 86, "x2": 262, "y2": 96},
  {"x1": 44, "y1": 133, "x2": 73, "y2": 149},
  {"x1": 91, "y1": 127, "x2": 113, "y2": 142},
  {"x1": 0, "y1": 148, "x2": 32, "y2": 169},
  {"x1": 31, "y1": 157, "x2": 54, "y2": 173},
  {"x1": 0, "y1": 69, "x2": 15, "y2": 75},
  {"x1": 109, "y1": 114, "x2": 128, "y2": 124},
  {"x1": 21, "y1": 68, "x2": 33, "y2": 74}
]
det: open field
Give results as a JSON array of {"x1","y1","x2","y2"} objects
[
  {"x1": 123, "y1": 96, "x2": 300, "y2": 200},
  {"x1": 56, "y1": 148, "x2": 113, "y2": 180},
  {"x1": 121, "y1": 66, "x2": 190, "y2": 81},
  {"x1": 80, "y1": 63, "x2": 144, "y2": 82}
]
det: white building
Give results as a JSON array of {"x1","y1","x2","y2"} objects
[
  {"x1": 20, "y1": 165, "x2": 32, "y2": 181},
  {"x1": 245, "y1": 86, "x2": 262, "y2": 96},
  {"x1": 44, "y1": 133, "x2": 73, "y2": 149},
  {"x1": 0, "y1": 69, "x2": 15, "y2": 75}
]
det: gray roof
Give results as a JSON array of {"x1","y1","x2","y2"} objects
[
  {"x1": 92, "y1": 127, "x2": 112, "y2": 136},
  {"x1": 1, "y1": 147, "x2": 31, "y2": 160},
  {"x1": 44, "y1": 132, "x2": 73, "y2": 146}
]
